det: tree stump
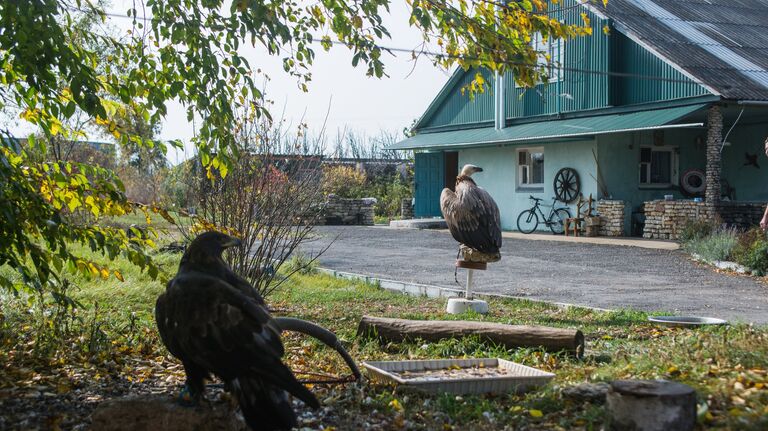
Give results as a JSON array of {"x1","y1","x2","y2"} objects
[
  {"x1": 89, "y1": 394, "x2": 247, "y2": 431},
  {"x1": 605, "y1": 380, "x2": 696, "y2": 431}
]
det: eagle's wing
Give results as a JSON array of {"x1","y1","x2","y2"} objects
[
  {"x1": 155, "y1": 272, "x2": 317, "y2": 407},
  {"x1": 441, "y1": 184, "x2": 501, "y2": 253}
]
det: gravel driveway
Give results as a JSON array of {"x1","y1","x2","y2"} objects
[{"x1": 302, "y1": 226, "x2": 768, "y2": 324}]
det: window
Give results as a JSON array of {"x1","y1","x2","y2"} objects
[
  {"x1": 518, "y1": 148, "x2": 544, "y2": 188},
  {"x1": 639, "y1": 147, "x2": 678, "y2": 187},
  {"x1": 516, "y1": 33, "x2": 564, "y2": 87}
]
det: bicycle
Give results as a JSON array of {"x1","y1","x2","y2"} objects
[{"x1": 516, "y1": 196, "x2": 572, "y2": 234}]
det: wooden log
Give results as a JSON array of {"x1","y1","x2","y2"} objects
[
  {"x1": 357, "y1": 315, "x2": 584, "y2": 357},
  {"x1": 606, "y1": 379, "x2": 696, "y2": 431}
]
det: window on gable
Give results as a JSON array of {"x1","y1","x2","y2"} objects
[
  {"x1": 518, "y1": 148, "x2": 544, "y2": 188},
  {"x1": 516, "y1": 33, "x2": 564, "y2": 87},
  {"x1": 639, "y1": 147, "x2": 678, "y2": 186}
]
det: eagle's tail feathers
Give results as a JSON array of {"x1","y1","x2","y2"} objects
[
  {"x1": 233, "y1": 377, "x2": 297, "y2": 431},
  {"x1": 254, "y1": 361, "x2": 320, "y2": 409}
]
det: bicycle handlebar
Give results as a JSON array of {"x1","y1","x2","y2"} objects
[{"x1": 529, "y1": 195, "x2": 542, "y2": 202}]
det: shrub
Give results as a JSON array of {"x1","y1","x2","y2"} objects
[
  {"x1": 741, "y1": 239, "x2": 768, "y2": 276},
  {"x1": 321, "y1": 165, "x2": 367, "y2": 198},
  {"x1": 679, "y1": 219, "x2": 714, "y2": 243},
  {"x1": 683, "y1": 226, "x2": 739, "y2": 262},
  {"x1": 732, "y1": 227, "x2": 764, "y2": 264},
  {"x1": 731, "y1": 228, "x2": 768, "y2": 275},
  {"x1": 283, "y1": 252, "x2": 319, "y2": 275}
]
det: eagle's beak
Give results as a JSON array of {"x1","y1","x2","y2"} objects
[{"x1": 223, "y1": 237, "x2": 242, "y2": 248}]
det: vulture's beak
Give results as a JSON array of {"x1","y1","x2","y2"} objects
[
  {"x1": 475, "y1": 167, "x2": 484, "y2": 173},
  {"x1": 223, "y1": 237, "x2": 242, "y2": 248}
]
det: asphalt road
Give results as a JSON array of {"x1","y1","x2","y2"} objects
[{"x1": 302, "y1": 226, "x2": 768, "y2": 324}]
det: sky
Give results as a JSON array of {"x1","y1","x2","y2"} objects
[{"x1": 102, "y1": 1, "x2": 452, "y2": 164}]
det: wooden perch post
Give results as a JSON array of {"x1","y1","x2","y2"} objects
[{"x1": 357, "y1": 316, "x2": 584, "y2": 357}]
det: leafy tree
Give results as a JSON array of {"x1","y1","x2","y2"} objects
[
  {"x1": 0, "y1": 0, "x2": 593, "y2": 295},
  {"x1": 110, "y1": 106, "x2": 167, "y2": 175}
]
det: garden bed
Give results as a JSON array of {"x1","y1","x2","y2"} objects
[{"x1": 681, "y1": 221, "x2": 768, "y2": 277}]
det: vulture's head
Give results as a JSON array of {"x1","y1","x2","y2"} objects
[
  {"x1": 181, "y1": 231, "x2": 242, "y2": 265},
  {"x1": 460, "y1": 164, "x2": 484, "y2": 177}
]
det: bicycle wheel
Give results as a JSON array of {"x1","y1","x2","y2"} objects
[
  {"x1": 516, "y1": 209, "x2": 539, "y2": 234},
  {"x1": 548, "y1": 208, "x2": 571, "y2": 235}
]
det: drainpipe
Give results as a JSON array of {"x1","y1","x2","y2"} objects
[
  {"x1": 556, "y1": 39, "x2": 562, "y2": 116},
  {"x1": 496, "y1": 72, "x2": 505, "y2": 130}
]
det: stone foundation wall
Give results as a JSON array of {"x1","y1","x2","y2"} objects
[
  {"x1": 597, "y1": 200, "x2": 625, "y2": 237},
  {"x1": 643, "y1": 201, "x2": 710, "y2": 240},
  {"x1": 320, "y1": 194, "x2": 375, "y2": 226},
  {"x1": 718, "y1": 202, "x2": 766, "y2": 229},
  {"x1": 401, "y1": 198, "x2": 414, "y2": 219},
  {"x1": 642, "y1": 200, "x2": 765, "y2": 240}
]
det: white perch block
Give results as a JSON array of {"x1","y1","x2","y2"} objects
[{"x1": 447, "y1": 298, "x2": 489, "y2": 314}]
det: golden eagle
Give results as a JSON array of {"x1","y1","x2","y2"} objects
[
  {"x1": 155, "y1": 231, "x2": 318, "y2": 430},
  {"x1": 440, "y1": 164, "x2": 502, "y2": 254}
]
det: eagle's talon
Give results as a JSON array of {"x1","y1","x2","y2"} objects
[{"x1": 177, "y1": 385, "x2": 199, "y2": 407}]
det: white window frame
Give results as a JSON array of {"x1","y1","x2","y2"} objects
[
  {"x1": 517, "y1": 147, "x2": 545, "y2": 189},
  {"x1": 638, "y1": 146, "x2": 679, "y2": 188},
  {"x1": 515, "y1": 33, "x2": 564, "y2": 87}
]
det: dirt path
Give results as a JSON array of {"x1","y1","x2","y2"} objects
[{"x1": 304, "y1": 226, "x2": 768, "y2": 324}]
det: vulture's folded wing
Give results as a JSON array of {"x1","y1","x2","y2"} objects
[
  {"x1": 156, "y1": 272, "x2": 317, "y2": 407},
  {"x1": 441, "y1": 185, "x2": 501, "y2": 252}
]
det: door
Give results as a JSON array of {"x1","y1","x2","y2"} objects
[
  {"x1": 414, "y1": 152, "x2": 445, "y2": 217},
  {"x1": 444, "y1": 151, "x2": 459, "y2": 191}
]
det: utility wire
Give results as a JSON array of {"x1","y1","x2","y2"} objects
[{"x1": 71, "y1": 5, "x2": 711, "y2": 86}]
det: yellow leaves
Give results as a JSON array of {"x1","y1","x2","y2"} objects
[
  {"x1": 529, "y1": 409, "x2": 543, "y2": 418},
  {"x1": 49, "y1": 121, "x2": 62, "y2": 136},
  {"x1": 388, "y1": 398, "x2": 403, "y2": 411},
  {"x1": 88, "y1": 262, "x2": 100, "y2": 277},
  {"x1": 602, "y1": 0, "x2": 609, "y2": 6},
  {"x1": 580, "y1": 12, "x2": 591, "y2": 27},
  {"x1": 114, "y1": 270, "x2": 125, "y2": 282},
  {"x1": 603, "y1": 24, "x2": 611, "y2": 35},
  {"x1": 474, "y1": 72, "x2": 485, "y2": 86},
  {"x1": 20, "y1": 108, "x2": 41, "y2": 122}
]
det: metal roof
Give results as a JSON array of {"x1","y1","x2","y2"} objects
[
  {"x1": 389, "y1": 103, "x2": 707, "y2": 150},
  {"x1": 598, "y1": 0, "x2": 768, "y2": 100}
]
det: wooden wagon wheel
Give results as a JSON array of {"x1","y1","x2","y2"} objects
[{"x1": 554, "y1": 168, "x2": 580, "y2": 203}]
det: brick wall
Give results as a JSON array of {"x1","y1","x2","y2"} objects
[
  {"x1": 401, "y1": 197, "x2": 414, "y2": 219},
  {"x1": 319, "y1": 194, "x2": 375, "y2": 226},
  {"x1": 597, "y1": 200, "x2": 625, "y2": 237},
  {"x1": 643, "y1": 200, "x2": 765, "y2": 240}
]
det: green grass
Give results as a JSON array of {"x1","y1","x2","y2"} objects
[{"x1": 2, "y1": 242, "x2": 768, "y2": 430}]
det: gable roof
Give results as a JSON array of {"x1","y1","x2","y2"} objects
[
  {"x1": 411, "y1": 68, "x2": 491, "y2": 131},
  {"x1": 598, "y1": 0, "x2": 768, "y2": 100}
]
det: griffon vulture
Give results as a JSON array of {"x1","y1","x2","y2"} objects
[
  {"x1": 155, "y1": 231, "x2": 318, "y2": 431},
  {"x1": 440, "y1": 164, "x2": 502, "y2": 254}
]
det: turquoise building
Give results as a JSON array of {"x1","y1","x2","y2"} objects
[{"x1": 390, "y1": 0, "x2": 768, "y2": 236}]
